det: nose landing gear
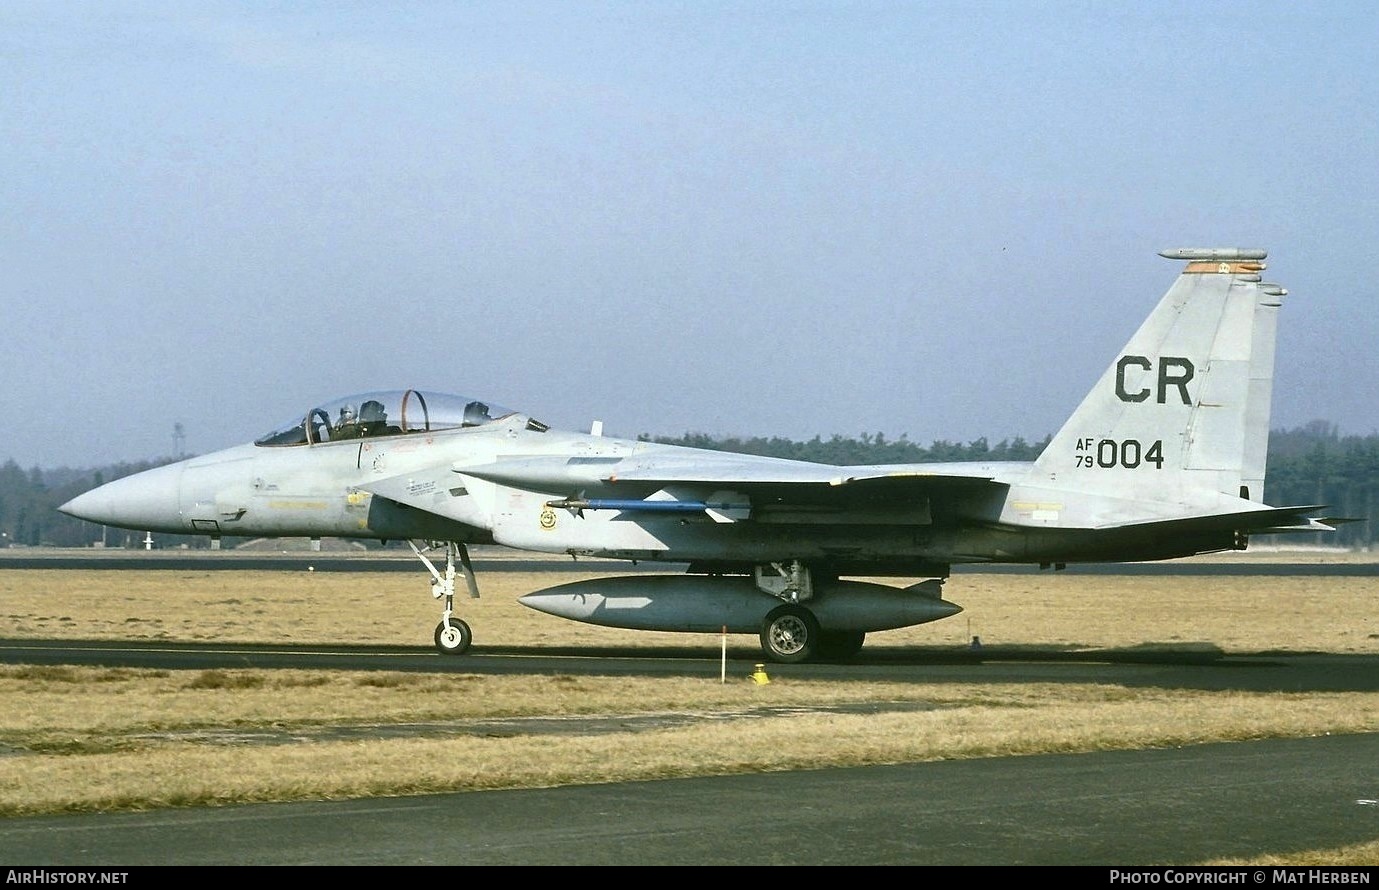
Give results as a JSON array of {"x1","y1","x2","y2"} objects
[{"x1": 407, "y1": 540, "x2": 480, "y2": 656}]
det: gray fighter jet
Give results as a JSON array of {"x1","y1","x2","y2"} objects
[{"x1": 60, "y1": 248, "x2": 1337, "y2": 662}]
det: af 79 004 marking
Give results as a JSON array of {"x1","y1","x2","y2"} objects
[{"x1": 1075, "y1": 439, "x2": 1165, "y2": 470}]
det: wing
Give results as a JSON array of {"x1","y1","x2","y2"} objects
[
  {"x1": 361, "y1": 451, "x2": 1009, "y2": 524},
  {"x1": 456, "y1": 451, "x2": 1006, "y2": 488}
]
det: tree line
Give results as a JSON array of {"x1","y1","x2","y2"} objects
[{"x1": 2, "y1": 421, "x2": 1374, "y2": 550}]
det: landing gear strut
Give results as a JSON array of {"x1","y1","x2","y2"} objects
[{"x1": 408, "y1": 541, "x2": 480, "y2": 656}]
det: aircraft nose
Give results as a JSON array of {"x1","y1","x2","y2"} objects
[{"x1": 58, "y1": 463, "x2": 187, "y2": 532}]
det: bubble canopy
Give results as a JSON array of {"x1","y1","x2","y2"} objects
[{"x1": 254, "y1": 390, "x2": 526, "y2": 447}]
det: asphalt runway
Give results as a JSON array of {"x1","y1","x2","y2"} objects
[
  {"x1": 3, "y1": 552, "x2": 1378, "y2": 865},
  {"x1": 4, "y1": 637, "x2": 1379, "y2": 693}
]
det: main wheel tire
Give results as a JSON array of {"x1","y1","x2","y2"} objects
[
  {"x1": 817, "y1": 630, "x2": 866, "y2": 661},
  {"x1": 434, "y1": 617, "x2": 473, "y2": 655},
  {"x1": 760, "y1": 604, "x2": 821, "y2": 664}
]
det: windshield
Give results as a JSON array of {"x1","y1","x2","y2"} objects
[{"x1": 254, "y1": 389, "x2": 526, "y2": 447}]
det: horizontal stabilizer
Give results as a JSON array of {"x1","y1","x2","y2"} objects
[
  {"x1": 1288, "y1": 516, "x2": 1367, "y2": 533},
  {"x1": 1250, "y1": 519, "x2": 1344, "y2": 534},
  {"x1": 1122, "y1": 504, "x2": 1335, "y2": 537}
]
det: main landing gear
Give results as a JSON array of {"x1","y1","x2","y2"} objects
[
  {"x1": 759, "y1": 603, "x2": 868, "y2": 664},
  {"x1": 407, "y1": 540, "x2": 480, "y2": 656},
  {"x1": 754, "y1": 561, "x2": 868, "y2": 664}
]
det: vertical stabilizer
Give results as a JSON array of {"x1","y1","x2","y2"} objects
[{"x1": 1029, "y1": 248, "x2": 1282, "y2": 515}]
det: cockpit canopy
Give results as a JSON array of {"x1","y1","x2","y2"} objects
[{"x1": 255, "y1": 390, "x2": 535, "y2": 447}]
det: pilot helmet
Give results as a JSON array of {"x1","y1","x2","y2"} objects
[{"x1": 359, "y1": 400, "x2": 386, "y2": 422}]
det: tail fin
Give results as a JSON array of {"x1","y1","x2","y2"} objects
[{"x1": 1031, "y1": 248, "x2": 1284, "y2": 512}]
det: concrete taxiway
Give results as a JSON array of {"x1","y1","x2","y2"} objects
[{"x1": 2, "y1": 732, "x2": 1377, "y2": 865}]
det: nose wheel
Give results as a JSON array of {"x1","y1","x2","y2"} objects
[{"x1": 434, "y1": 617, "x2": 473, "y2": 655}]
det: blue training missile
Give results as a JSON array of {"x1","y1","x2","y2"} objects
[
  {"x1": 545, "y1": 497, "x2": 750, "y2": 523},
  {"x1": 547, "y1": 497, "x2": 714, "y2": 513}
]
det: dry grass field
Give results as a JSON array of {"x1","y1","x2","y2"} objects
[
  {"x1": 2, "y1": 548, "x2": 1378, "y2": 864},
  {"x1": 4, "y1": 552, "x2": 1376, "y2": 653}
]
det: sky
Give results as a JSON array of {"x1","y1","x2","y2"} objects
[{"x1": 3, "y1": 1, "x2": 1377, "y2": 469}]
